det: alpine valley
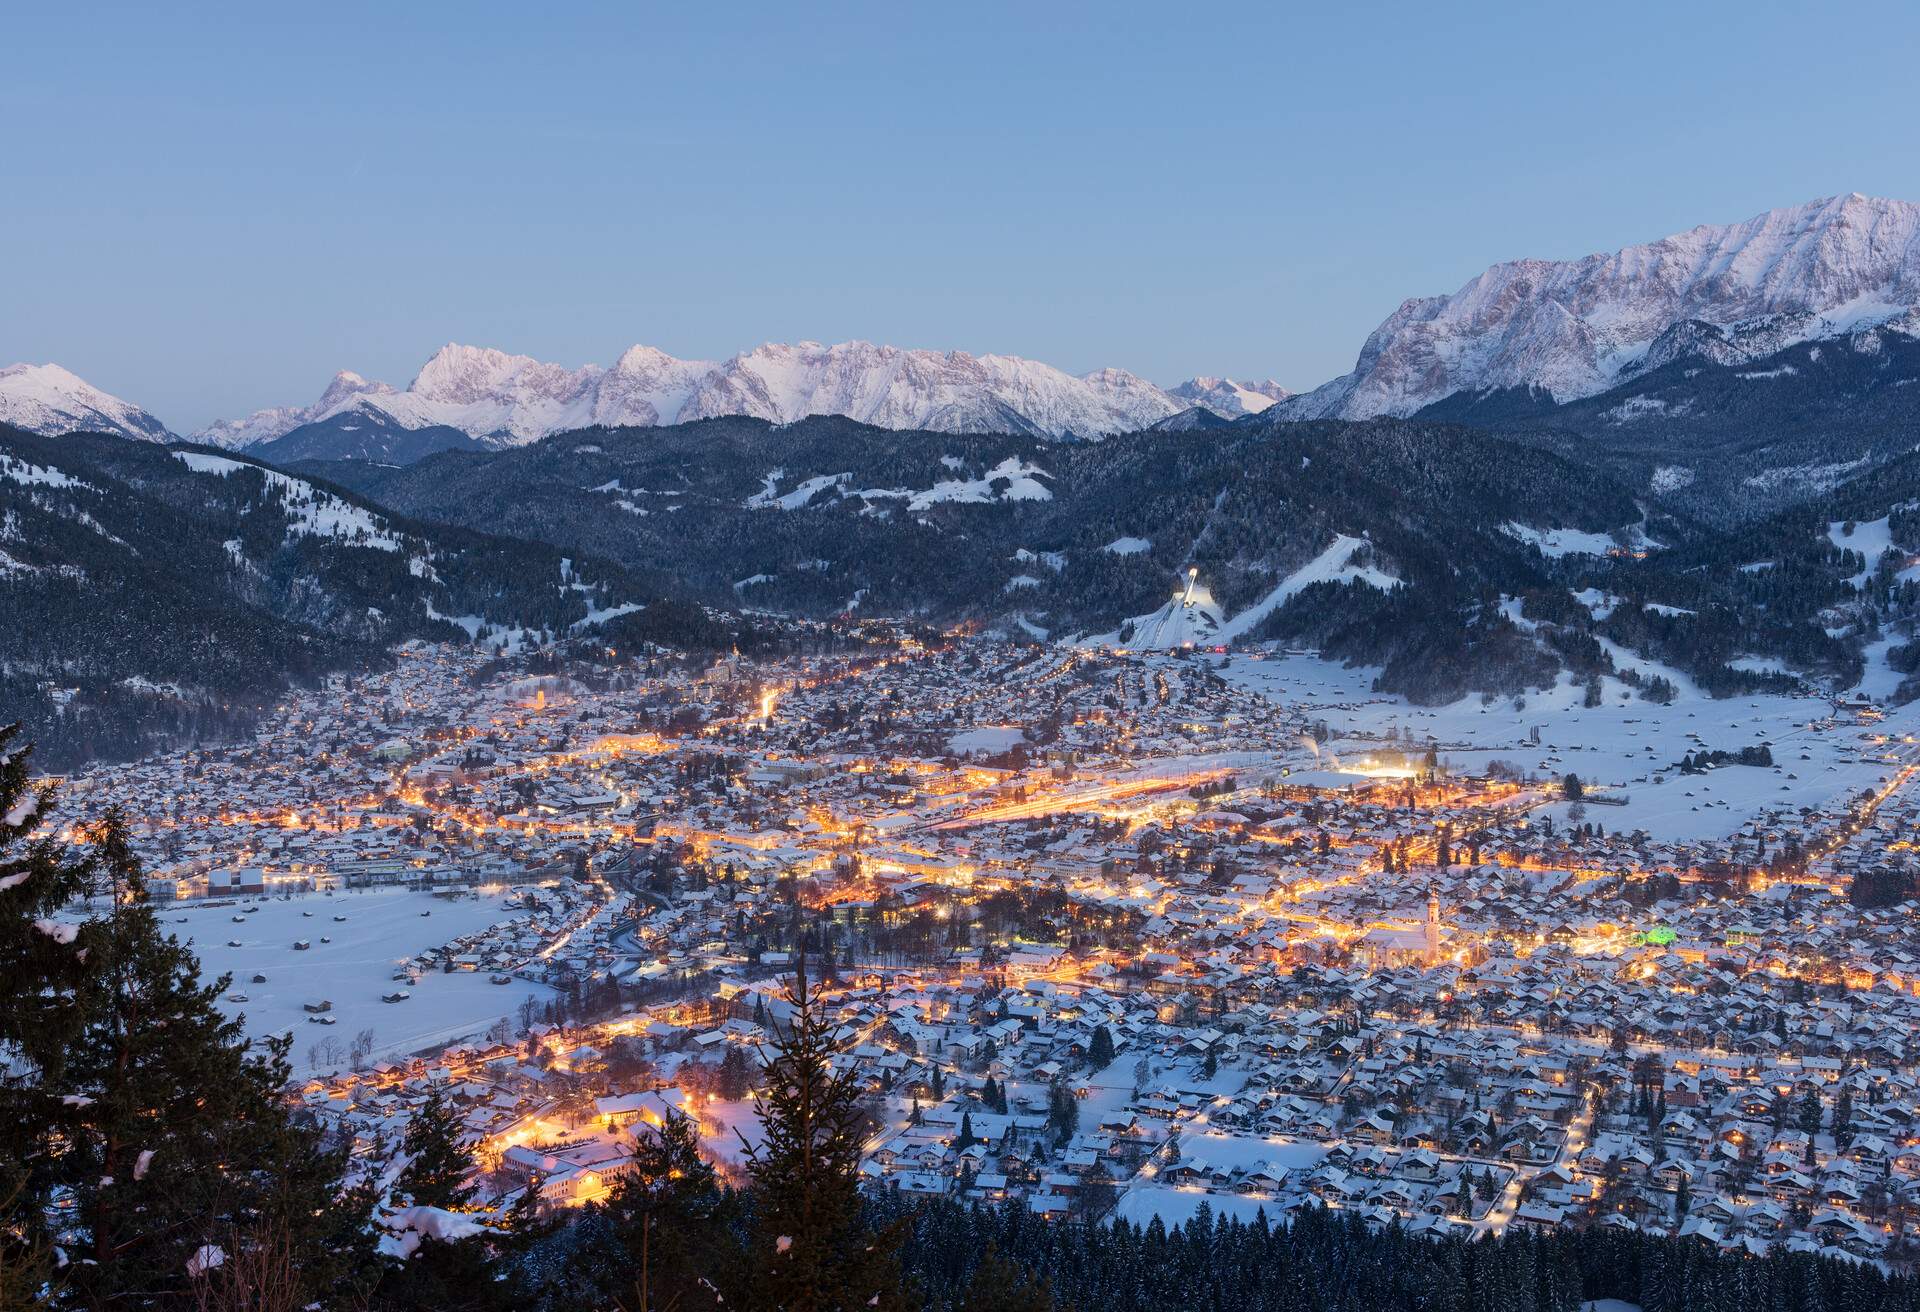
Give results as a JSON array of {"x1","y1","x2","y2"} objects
[{"x1": 12, "y1": 193, "x2": 1920, "y2": 766}]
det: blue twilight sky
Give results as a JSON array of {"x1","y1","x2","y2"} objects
[{"x1": 6, "y1": 1, "x2": 1920, "y2": 432}]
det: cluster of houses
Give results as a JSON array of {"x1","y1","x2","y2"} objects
[{"x1": 45, "y1": 633, "x2": 1920, "y2": 1272}]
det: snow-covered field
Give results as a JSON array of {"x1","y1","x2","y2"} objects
[
  {"x1": 1829, "y1": 516, "x2": 1895, "y2": 589},
  {"x1": 698, "y1": 1096, "x2": 767, "y2": 1170},
  {"x1": 949, "y1": 725, "x2": 1028, "y2": 756},
  {"x1": 1221, "y1": 653, "x2": 1917, "y2": 843},
  {"x1": 1112, "y1": 1184, "x2": 1277, "y2": 1227},
  {"x1": 159, "y1": 887, "x2": 552, "y2": 1075},
  {"x1": 1501, "y1": 522, "x2": 1618, "y2": 557}
]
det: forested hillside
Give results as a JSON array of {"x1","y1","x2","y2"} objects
[
  {"x1": 18, "y1": 388, "x2": 1920, "y2": 771},
  {"x1": 309, "y1": 411, "x2": 1913, "y2": 705},
  {"x1": 309, "y1": 415, "x2": 1679, "y2": 701},
  {"x1": 1418, "y1": 326, "x2": 1920, "y2": 523},
  {"x1": 0, "y1": 426, "x2": 722, "y2": 767}
]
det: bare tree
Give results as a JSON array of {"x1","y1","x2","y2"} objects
[
  {"x1": 189, "y1": 1223, "x2": 303, "y2": 1312},
  {"x1": 306, "y1": 1036, "x2": 345, "y2": 1069}
]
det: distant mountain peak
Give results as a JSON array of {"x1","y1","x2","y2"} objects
[
  {"x1": 1167, "y1": 376, "x2": 1291, "y2": 416},
  {"x1": 0, "y1": 362, "x2": 174, "y2": 444},
  {"x1": 407, "y1": 343, "x2": 597, "y2": 408},
  {"x1": 611, "y1": 343, "x2": 695, "y2": 370},
  {"x1": 1281, "y1": 193, "x2": 1920, "y2": 420},
  {"x1": 192, "y1": 369, "x2": 394, "y2": 450},
  {"x1": 314, "y1": 369, "x2": 394, "y2": 409}
]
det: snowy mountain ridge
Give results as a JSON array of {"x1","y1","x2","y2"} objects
[
  {"x1": 18, "y1": 193, "x2": 1920, "y2": 451},
  {"x1": 0, "y1": 363, "x2": 175, "y2": 445},
  {"x1": 192, "y1": 370, "x2": 397, "y2": 449},
  {"x1": 1280, "y1": 193, "x2": 1920, "y2": 419},
  {"x1": 1166, "y1": 376, "x2": 1291, "y2": 416},
  {"x1": 193, "y1": 342, "x2": 1286, "y2": 449}
]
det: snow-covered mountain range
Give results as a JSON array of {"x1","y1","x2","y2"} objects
[
  {"x1": 192, "y1": 342, "x2": 1286, "y2": 450},
  {"x1": 13, "y1": 194, "x2": 1920, "y2": 451},
  {"x1": 0, "y1": 363, "x2": 175, "y2": 444},
  {"x1": 1280, "y1": 193, "x2": 1920, "y2": 419},
  {"x1": 1165, "y1": 376, "x2": 1291, "y2": 417}
]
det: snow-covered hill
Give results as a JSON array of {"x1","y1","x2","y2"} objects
[
  {"x1": 1281, "y1": 193, "x2": 1920, "y2": 419},
  {"x1": 0, "y1": 363, "x2": 175, "y2": 444},
  {"x1": 1, "y1": 423, "x2": 677, "y2": 769},
  {"x1": 197, "y1": 342, "x2": 1282, "y2": 451}
]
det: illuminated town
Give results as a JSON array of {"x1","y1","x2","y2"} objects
[
  {"x1": 19, "y1": 13, "x2": 1920, "y2": 1308},
  {"x1": 35, "y1": 625, "x2": 1920, "y2": 1265}
]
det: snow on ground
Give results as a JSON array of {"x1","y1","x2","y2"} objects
[
  {"x1": 1, "y1": 453, "x2": 91, "y2": 490},
  {"x1": 156, "y1": 887, "x2": 552, "y2": 1075},
  {"x1": 698, "y1": 1096, "x2": 766, "y2": 1170},
  {"x1": 1092, "y1": 582, "x2": 1225, "y2": 650},
  {"x1": 747, "y1": 458, "x2": 1056, "y2": 514},
  {"x1": 1829, "y1": 516, "x2": 1895, "y2": 589},
  {"x1": 1502, "y1": 523, "x2": 1618, "y2": 557},
  {"x1": 1081, "y1": 543, "x2": 1401, "y2": 653},
  {"x1": 569, "y1": 601, "x2": 644, "y2": 631},
  {"x1": 173, "y1": 451, "x2": 404, "y2": 552},
  {"x1": 747, "y1": 471, "x2": 850, "y2": 510},
  {"x1": 1220, "y1": 652, "x2": 1915, "y2": 843},
  {"x1": 1159, "y1": 1130, "x2": 1325, "y2": 1178},
  {"x1": 949, "y1": 725, "x2": 1027, "y2": 756},
  {"x1": 1742, "y1": 456, "x2": 1871, "y2": 495},
  {"x1": 1215, "y1": 536, "x2": 1401, "y2": 643},
  {"x1": 1112, "y1": 1185, "x2": 1278, "y2": 1228},
  {"x1": 1571, "y1": 588, "x2": 1623, "y2": 620},
  {"x1": 901, "y1": 456, "x2": 1052, "y2": 511},
  {"x1": 1850, "y1": 635, "x2": 1908, "y2": 702},
  {"x1": 1591, "y1": 636, "x2": 1701, "y2": 699},
  {"x1": 1103, "y1": 536, "x2": 1152, "y2": 555},
  {"x1": 423, "y1": 600, "x2": 547, "y2": 655}
]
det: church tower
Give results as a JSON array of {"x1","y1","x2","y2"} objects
[{"x1": 1424, "y1": 886, "x2": 1442, "y2": 965}]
